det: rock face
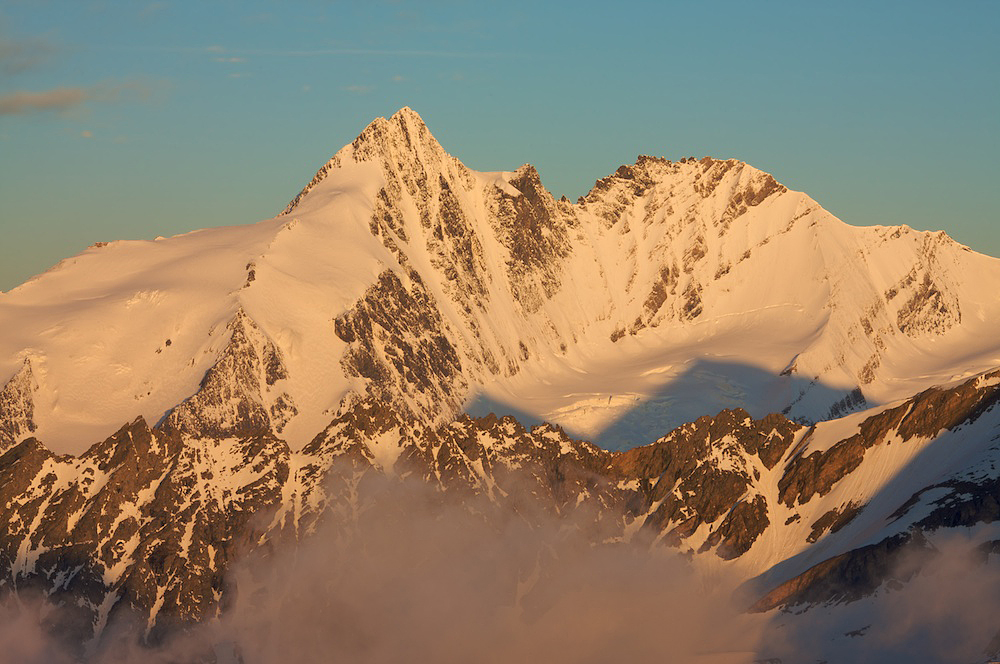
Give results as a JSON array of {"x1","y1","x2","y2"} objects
[
  {"x1": 2, "y1": 109, "x2": 1000, "y2": 656},
  {"x1": 0, "y1": 359, "x2": 36, "y2": 453}
]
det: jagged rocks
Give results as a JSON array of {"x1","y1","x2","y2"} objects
[
  {"x1": 334, "y1": 270, "x2": 466, "y2": 422},
  {"x1": 488, "y1": 164, "x2": 572, "y2": 313},
  {"x1": 0, "y1": 416, "x2": 293, "y2": 653},
  {"x1": 0, "y1": 359, "x2": 37, "y2": 453},
  {"x1": 165, "y1": 310, "x2": 297, "y2": 440},
  {"x1": 613, "y1": 409, "x2": 799, "y2": 552}
]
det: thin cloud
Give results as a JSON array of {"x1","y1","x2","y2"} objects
[
  {"x1": 0, "y1": 87, "x2": 86, "y2": 114},
  {"x1": 342, "y1": 84, "x2": 374, "y2": 95},
  {"x1": 138, "y1": 2, "x2": 168, "y2": 18},
  {"x1": 0, "y1": 35, "x2": 56, "y2": 75},
  {"x1": 101, "y1": 44, "x2": 514, "y2": 59},
  {"x1": 214, "y1": 56, "x2": 245, "y2": 63},
  {"x1": 0, "y1": 81, "x2": 155, "y2": 115}
]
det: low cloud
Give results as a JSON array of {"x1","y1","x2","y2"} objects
[{"x1": 0, "y1": 466, "x2": 767, "y2": 663}]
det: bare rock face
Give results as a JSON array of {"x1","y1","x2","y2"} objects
[
  {"x1": 750, "y1": 531, "x2": 936, "y2": 612},
  {"x1": 165, "y1": 310, "x2": 297, "y2": 439},
  {"x1": 3, "y1": 365, "x2": 1000, "y2": 651},
  {"x1": 614, "y1": 409, "x2": 801, "y2": 559},
  {"x1": 487, "y1": 164, "x2": 572, "y2": 313},
  {"x1": 334, "y1": 270, "x2": 467, "y2": 421},
  {"x1": 0, "y1": 417, "x2": 290, "y2": 652},
  {"x1": 779, "y1": 370, "x2": 1000, "y2": 508},
  {"x1": 0, "y1": 359, "x2": 36, "y2": 453}
]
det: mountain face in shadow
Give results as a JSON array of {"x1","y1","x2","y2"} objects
[{"x1": 467, "y1": 357, "x2": 873, "y2": 450}]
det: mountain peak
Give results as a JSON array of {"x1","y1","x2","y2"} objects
[
  {"x1": 281, "y1": 107, "x2": 447, "y2": 215},
  {"x1": 389, "y1": 105, "x2": 425, "y2": 125}
]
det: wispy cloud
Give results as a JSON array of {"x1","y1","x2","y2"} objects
[
  {"x1": 342, "y1": 84, "x2": 374, "y2": 95},
  {"x1": 138, "y1": 2, "x2": 168, "y2": 19},
  {"x1": 0, "y1": 34, "x2": 56, "y2": 75},
  {"x1": 244, "y1": 47, "x2": 508, "y2": 59},
  {"x1": 100, "y1": 44, "x2": 513, "y2": 60},
  {"x1": 0, "y1": 87, "x2": 86, "y2": 114},
  {"x1": 214, "y1": 56, "x2": 245, "y2": 63},
  {"x1": 0, "y1": 81, "x2": 155, "y2": 115}
]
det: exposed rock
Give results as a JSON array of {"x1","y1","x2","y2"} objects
[
  {"x1": 164, "y1": 310, "x2": 296, "y2": 439},
  {"x1": 806, "y1": 501, "x2": 863, "y2": 543},
  {"x1": 0, "y1": 359, "x2": 37, "y2": 453},
  {"x1": 334, "y1": 269, "x2": 466, "y2": 423},
  {"x1": 750, "y1": 532, "x2": 935, "y2": 612}
]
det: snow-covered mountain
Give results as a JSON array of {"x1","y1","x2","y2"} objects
[
  {"x1": 3, "y1": 108, "x2": 1000, "y2": 660},
  {"x1": 3, "y1": 107, "x2": 999, "y2": 455}
]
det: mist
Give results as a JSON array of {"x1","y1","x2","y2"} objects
[
  {"x1": 0, "y1": 466, "x2": 766, "y2": 663},
  {"x1": 7, "y1": 465, "x2": 1000, "y2": 663},
  {"x1": 205, "y1": 472, "x2": 765, "y2": 664},
  {"x1": 761, "y1": 530, "x2": 1000, "y2": 663}
]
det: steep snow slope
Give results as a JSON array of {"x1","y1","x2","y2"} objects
[{"x1": 2, "y1": 107, "x2": 999, "y2": 454}]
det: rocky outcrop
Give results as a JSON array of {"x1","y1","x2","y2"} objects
[
  {"x1": 750, "y1": 532, "x2": 935, "y2": 612},
  {"x1": 487, "y1": 165, "x2": 572, "y2": 314},
  {"x1": 164, "y1": 310, "x2": 297, "y2": 438},
  {"x1": 613, "y1": 409, "x2": 800, "y2": 557},
  {"x1": 0, "y1": 359, "x2": 36, "y2": 453},
  {"x1": 334, "y1": 270, "x2": 466, "y2": 422},
  {"x1": 0, "y1": 417, "x2": 291, "y2": 652},
  {"x1": 4, "y1": 364, "x2": 1000, "y2": 649}
]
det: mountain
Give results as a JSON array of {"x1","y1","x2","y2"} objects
[
  {"x1": 3, "y1": 108, "x2": 999, "y2": 455},
  {"x1": 2, "y1": 108, "x2": 1000, "y2": 661}
]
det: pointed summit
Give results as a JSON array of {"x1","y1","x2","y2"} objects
[
  {"x1": 348, "y1": 105, "x2": 446, "y2": 162},
  {"x1": 389, "y1": 105, "x2": 425, "y2": 125},
  {"x1": 282, "y1": 107, "x2": 451, "y2": 215}
]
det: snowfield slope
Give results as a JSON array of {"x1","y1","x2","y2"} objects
[{"x1": 2, "y1": 107, "x2": 1000, "y2": 454}]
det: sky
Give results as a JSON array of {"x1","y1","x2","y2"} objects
[{"x1": 0, "y1": 0, "x2": 998, "y2": 291}]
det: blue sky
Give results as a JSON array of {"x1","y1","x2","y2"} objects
[{"x1": 1, "y1": 0, "x2": 998, "y2": 291}]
